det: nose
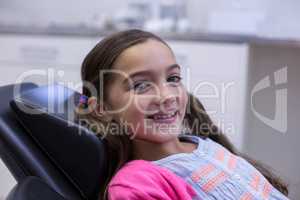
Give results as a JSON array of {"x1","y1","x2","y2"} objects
[{"x1": 156, "y1": 83, "x2": 178, "y2": 109}]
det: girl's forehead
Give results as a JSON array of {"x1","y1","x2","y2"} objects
[{"x1": 112, "y1": 40, "x2": 176, "y2": 74}]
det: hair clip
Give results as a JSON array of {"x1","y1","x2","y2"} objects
[{"x1": 78, "y1": 95, "x2": 89, "y2": 108}]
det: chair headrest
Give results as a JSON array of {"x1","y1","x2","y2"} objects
[{"x1": 10, "y1": 84, "x2": 107, "y2": 200}]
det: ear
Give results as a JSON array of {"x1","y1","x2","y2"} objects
[{"x1": 88, "y1": 97, "x2": 113, "y2": 121}]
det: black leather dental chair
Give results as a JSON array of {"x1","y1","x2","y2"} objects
[{"x1": 0, "y1": 83, "x2": 107, "y2": 200}]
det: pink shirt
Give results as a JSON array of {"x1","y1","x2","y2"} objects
[{"x1": 108, "y1": 160, "x2": 197, "y2": 200}]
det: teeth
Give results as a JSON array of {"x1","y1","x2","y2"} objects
[{"x1": 152, "y1": 111, "x2": 176, "y2": 120}]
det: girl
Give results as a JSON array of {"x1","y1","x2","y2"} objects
[{"x1": 77, "y1": 29, "x2": 289, "y2": 200}]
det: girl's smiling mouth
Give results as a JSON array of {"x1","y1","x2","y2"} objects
[{"x1": 146, "y1": 110, "x2": 179, "y2": 124}]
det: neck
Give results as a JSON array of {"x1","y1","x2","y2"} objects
[{"x1": 132, "y1": 137, "x2": 197, "y2": 161}]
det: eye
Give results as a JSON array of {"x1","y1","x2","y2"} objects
[
  {"x1": 167, "y1": 75, "x2": 182, "y2": 83},
  {"x1": 132, "y1": 81, "x2": 151, "y2": 93}
]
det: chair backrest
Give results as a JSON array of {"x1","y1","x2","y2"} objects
[
  {"x1": 0, "y1": 83, "x2": 37, "y2": 180},
  {"x1": 0, "y1": 83, "x2": 107, "y2": 200}
]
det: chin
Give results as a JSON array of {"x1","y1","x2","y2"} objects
[{"x1": 146, "y1": 129, "x2": 182, "y2": 143}]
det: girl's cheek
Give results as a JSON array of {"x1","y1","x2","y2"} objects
[{"x1": 132, "y1": 95, "x2": 151, "y2": 114}]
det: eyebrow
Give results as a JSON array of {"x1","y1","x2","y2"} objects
[{"x1": 122, "y1": 64, "x2": 181, "y2": 85}]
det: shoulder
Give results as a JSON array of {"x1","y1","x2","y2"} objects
[
  {"x1": 108, "y1": 160, "x2": 196, "y2": 200},
  {"x1": 108, "y1": 160, "x2": 169, "y2": 188},
  {"x1": 109, "y1": 160, "x2": 159, "y2": 181},
  {"x1": 107, "y1": 160, "x2": 168, "y2": 200}
]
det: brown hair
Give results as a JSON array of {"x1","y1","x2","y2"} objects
[{"x1": 77, "y1": 29, "x2": 288, "y2": 199}]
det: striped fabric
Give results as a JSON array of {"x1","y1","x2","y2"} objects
[{"x1": 152, "y1": 135, "x2": 289, "y2": 200}]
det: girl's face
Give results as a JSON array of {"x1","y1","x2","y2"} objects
[{"x1": 105, "y1": 39, "x2": 188, "y2": 143}]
